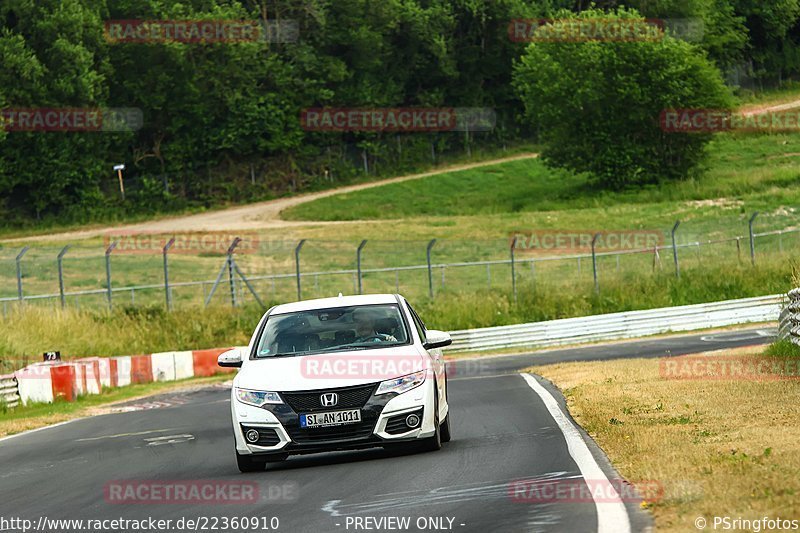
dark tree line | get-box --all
[0,0,798,225]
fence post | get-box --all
[426,239,437,298]
[671,220,681,278]
[748,212,759,266]
[57,245,70,309]
[15,246,29,302]
[105,241,117,310]
[162,238,175,310]
[227,237,242,307]
[356,240,368,295]
[510,236,518,303]
[591,233,600,293]
[295,239,306,301]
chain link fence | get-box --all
[0,221,797,313]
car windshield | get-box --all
[254,304,409,358]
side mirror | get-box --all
[423,330,452,350]
[218,348,244,368]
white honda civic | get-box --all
[218,293,452,472]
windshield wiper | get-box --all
[266,351,306,358]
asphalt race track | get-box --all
[0,327,774,533]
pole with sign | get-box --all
[113,164,126,200]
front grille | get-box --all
[385,408,423,435]
[280,383,377,413]
[241,426,281,447]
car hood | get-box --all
[235,346,429,392]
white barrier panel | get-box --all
[114,356,132,387]
[15,364,54,405]
[151,352,175,382]
[83,361,101,395]
[69,363,87,396]
[172,351,195,380]
[96,358,113,388]
[151,351,195,381]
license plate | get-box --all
[300,409,361,428]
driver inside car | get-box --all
[352,308,397,343]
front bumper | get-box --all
[231,379,438,456]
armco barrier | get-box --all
[3,292,784,405]
[778,287,800,345]
[0,374,20,408]
[448,294,782,352]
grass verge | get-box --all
[531,346,800,532]
[0,373,231,438]
[0,256,791,360]
[283,132,800,233]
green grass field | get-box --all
[1,101,799,359]
[283,133,800,232]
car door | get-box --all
[404,299,446,409]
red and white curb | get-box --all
[13,347,242,406]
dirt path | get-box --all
[3,153,539,244]
[740,97,800,116]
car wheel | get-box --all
[236,451,266,473]
[440,412,451,443]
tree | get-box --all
[512,7,734,189]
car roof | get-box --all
[271,294,401,315]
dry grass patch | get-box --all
[531,347,800,532]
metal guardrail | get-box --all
[0,374,20,408]
[448,294,783,352]
[778,288,800,345]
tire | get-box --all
[440,412,451,443]
[440,372,451,443]
[236,451,266,473]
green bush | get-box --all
[513,7,734,189]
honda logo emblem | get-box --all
[320,392,338,407]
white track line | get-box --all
[520,373,631,533]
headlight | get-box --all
[235,388,283,407]
[375,370,426,395]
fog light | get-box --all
[405,414,421,428]
[245,429,260,443]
